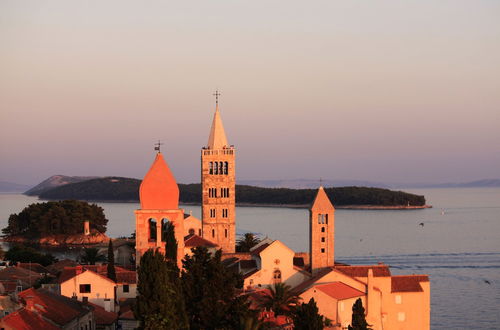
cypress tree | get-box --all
[348,298,372,330]
[135,249,188,330]
[292,298,324,330]
[107,240,117,282]
[164,221,178,262]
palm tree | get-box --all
[259,283,300,316]
[236,233,261,252]
[80,247,106,265]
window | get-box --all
[321,227,325,233]
[210,209,216,218]
[149,218,157,241]
[219,162,223,175]
[321,248,325,253]
[395,295,402,304]
[325,214,329,224]
[123,285,130,293]
[273,269,282,283]
[321,237,325,242]
[398,312,406,321]
[225,229,228,238]
[212,229,215,238]
[79,284,91,293]
[161,218,169,242]
[189,228,195,235]
[209,162,213,174]
[224,161,228,174]
[222,209,228,218]
[318,214,325,224]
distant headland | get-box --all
[24,175,430,209]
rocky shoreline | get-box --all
[2,230,110,246]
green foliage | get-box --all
[259,282,300,316]
[135,249,188,330]
[2,200,108,239]
[81,247,106,265]
[34,274,53,289]
[348,298,372,330]
[181,247,246,329]
[164,222,177,262]
[292,298,325,330]
[107,240,116,282]
[34,177,426,207]
[5,245,57,266]
[236,233,261,252]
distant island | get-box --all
[27,175,429,209]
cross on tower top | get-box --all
[154,140,164,153]
[213,90,221,106]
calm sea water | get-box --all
[1,188,499,329]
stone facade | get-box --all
[309,186,335,274]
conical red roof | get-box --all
[139,152,179,210]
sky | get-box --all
[1,1,499,186]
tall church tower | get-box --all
[310,186,335,274]
[135,151,185,268]
[201,93,236,252]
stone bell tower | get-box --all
[310,186,335,274]
[201,91,236,252]
[135,151,185,268]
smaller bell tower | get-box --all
[309,186,335,274]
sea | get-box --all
[1,187,499,329]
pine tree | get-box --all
[164,221,178,262]
[181,246,246,329]
[348,298,372,330]
[292,298,325,330]
[107,240,117,282]
[134,249,188,330]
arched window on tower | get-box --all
[189,228,195,235]
[219,162,224,175]
[273,269,282,283]
[212,229,215,238]
[209,162,213,175]
[149,218,157,241]
[224,162,228,174]
[325,214,329,224]
[161,218,170,242]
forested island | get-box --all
[33,176,427,208]
[2,200,110,245]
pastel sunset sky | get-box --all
[1,1,499,185]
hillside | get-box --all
[24,175,100,196]
[37,176,426,207]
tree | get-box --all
[81,247,106,265]
[236,233,261,252]
[181,247,247,329]
[134,249,188,330]
[348,298,372,330]
[107,240,116,282]
[292,298,325,330]
[259,282,300,316]
[163,222,177,262]
[2,200,108,239]
[5,245,57,266]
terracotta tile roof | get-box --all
[59,265,136,284]
[0,266,42,286]
[89,302,118,325]
[46,259,78,275]
[335,265,391,277]
[240,259,257,269]
[316,282,365,300]
[19,288,92,327]
[0,280,19,294]
[250,243,270,256]
[293,257,305,268]
[184,234,218,248]
[391,275,429,293]
[0,308,59,330]
[116,271,137,284]
[221,252,253,261]
[292,267,334,294]
[17,263,50,275]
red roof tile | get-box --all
[293,267,334,294]
[89,302,118,325]
[391,275,429,293]
[59,265,136,284]
[0,308,59,330]
[184,234,218,248]
[250,243,270,256]
[19,288,92,326]
[17,263,50,275]
[335,265,391,277]
[316,282,365,300]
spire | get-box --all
[207,91,229,149]
[139,152,179,210]
[311,186,335,211]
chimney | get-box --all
[103,298,112,312]
[24,296,35,311]
[75,265,83,275]
[82,296,88,303]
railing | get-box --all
[202,147,235,156]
